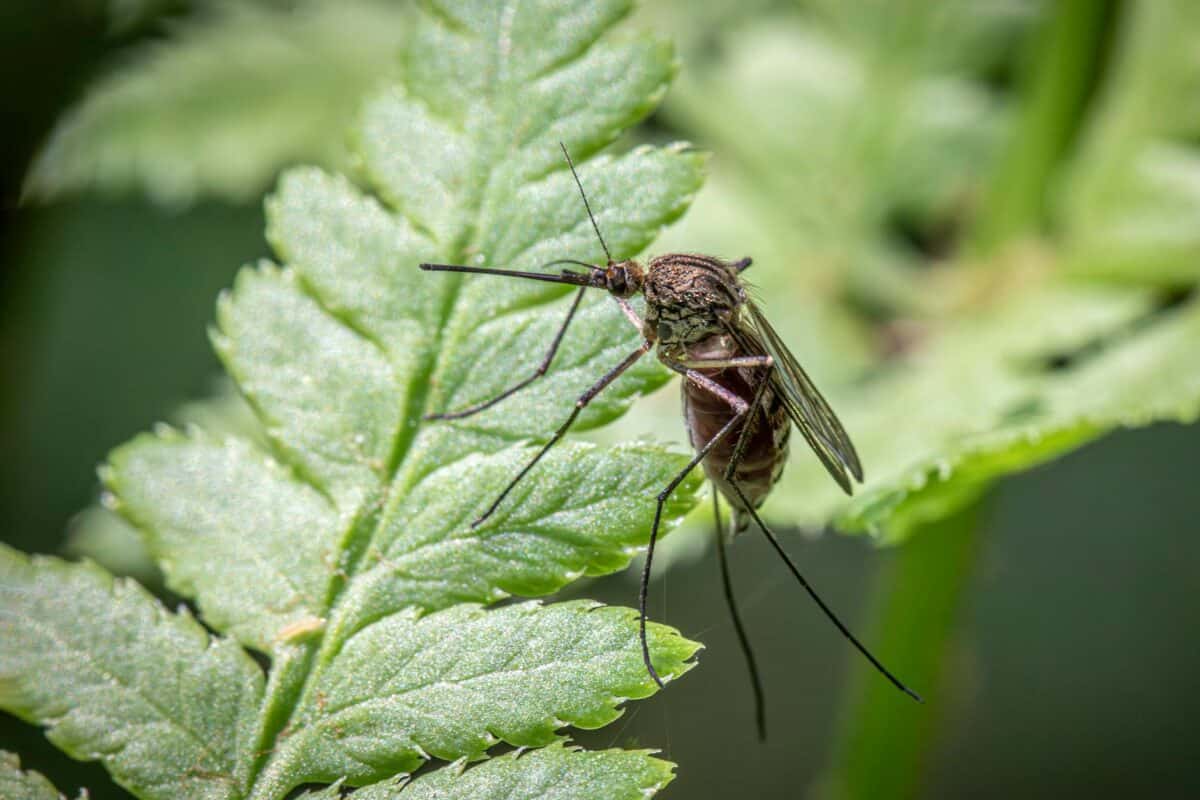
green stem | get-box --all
[972,0,1116,252]
[819,498,988,800]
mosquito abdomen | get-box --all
[681,334,791,533]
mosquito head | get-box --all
[603,259,644,298]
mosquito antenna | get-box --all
[560,142,613,265]
[729,481,923,703]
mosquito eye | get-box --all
[609,270,627,295]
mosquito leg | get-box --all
[427,286,588,421]
[717,374,922,703]
[713,490,767,740]
[472,340,652,529]
[703,363,772,735]
[726,479,924,703]
[664,355,772,483]
[721,365,773,484]
[613,296,644,333]
[680,355,773,371]
[640,369,749,687]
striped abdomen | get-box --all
[682,334,791,533]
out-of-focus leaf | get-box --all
[103,0,184,33]
[662,2,1024,315]
[62,505,159,585]
[775,273,1200,542]
[1060,0,1200,283]
[26,0,410,205]
[63,377,261,583]
[171,375,266,444]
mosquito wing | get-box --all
[729,301,863,495]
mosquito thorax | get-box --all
[642,253,747,345]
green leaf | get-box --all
[774,277,1200,542]
[327,742,675,799]
[661,2,1015,315]
[25,0,410,205]
[105,431,340,652]
[1059,0,1200,283]
[0,750,86,800]
[17,2,708,798]
[257,602,695,789]
[0,545,264,800]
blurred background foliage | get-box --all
[2,0,1198,798]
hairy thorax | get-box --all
[642,254,746,346]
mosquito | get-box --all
[420,144,921,738]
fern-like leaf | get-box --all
[2,2,705,798]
